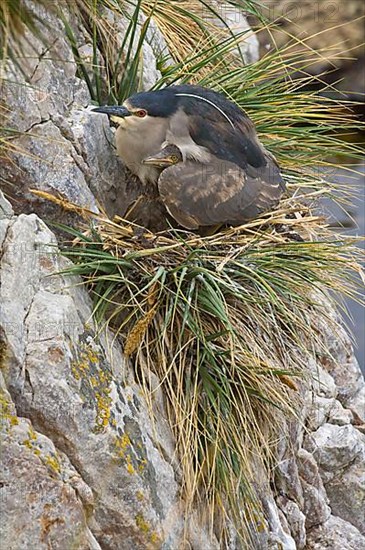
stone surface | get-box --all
[314,305,365,407]
[275,456,304,508]
[257,0,365,97]
[346,385,365,424]
[304,424,364,483]
[0,374,99,550]
[261,494,297,550]
[303,424,365,534]
[0,2,141,229]
[328,399,354,426]
[306,515,365,550]
[308,357,338,399]
[206,1,259,64]
[0,212,189,549]
[277,496,306,549]
[325,449,365,534]
[297,449,331,529]
[305,395,336,431]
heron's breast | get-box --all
[115,116,169,167]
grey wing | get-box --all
[158,156,285,228]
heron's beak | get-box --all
[142,155,175,168]
[92,105,131,118]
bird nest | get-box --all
[54,190,361,545]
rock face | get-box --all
[1,2,364,549]
[256,0,365,97]
[0,194,186,549]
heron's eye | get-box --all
[170,155,179,162]
[135,109,147,118]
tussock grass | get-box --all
[59,197,363,545]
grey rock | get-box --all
[300,478,331,528]
[328,399,354,426]
[346,385,365,424]
[304,424,364,483]
[313,301,365,406]
[262,494,297,550]
[303,425,365,533]
[0,190,14,220]
[275,457,304,508]
[297,449,331,529]
[4,120,98,212]
[0,191,13,248]
[325,449,365,534]
[205,1,259,64]
[0,4,97,228]
[69,109,134,219]
[297,449,325,488]
[306,395,336,431]
[0,2,141,228]
[277,496,306,549]
[308,357,337,399]
[0,373,100,550]
[306,395,354,431]
[0,212,193,549]
[306,515,365,550]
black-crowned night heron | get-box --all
[92,84,285,229]
[143,143,284,229]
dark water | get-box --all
[320,163,364,373]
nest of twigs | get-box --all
[58,192,362,546]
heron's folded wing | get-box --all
[158,157,285,228]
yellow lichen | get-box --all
[134,515,161,547]
[0,341,8,369]
[135,513,150,534]
[138,458,147,472]
[0,391,19,430]
[90,376,98,387]
[28,426,37,440]
[136,490,145,502]
[71,340,113,432]
[94,390,112,431]
[114,433,140,474]
[126,462,136,475]
[150,532,161,546]
[44,454,61,474]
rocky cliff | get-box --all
[0,2,364,549]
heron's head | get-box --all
[142,144,183,168]
[91,89,179,129]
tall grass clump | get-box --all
[59,199,362,545]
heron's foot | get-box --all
[199,224,224,237]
